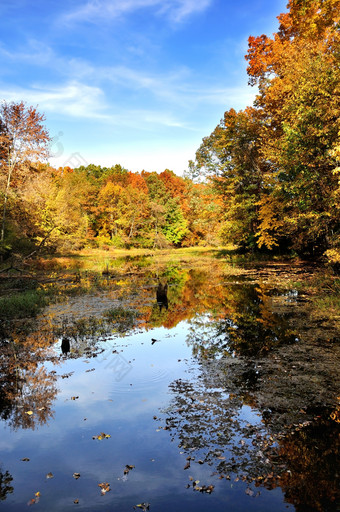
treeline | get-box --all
[191,0,340,263]
[1,0,339,263]
[0,161,222,253]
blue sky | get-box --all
[0,0,287,175]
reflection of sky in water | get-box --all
[0,320,293,511]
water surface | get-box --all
[0,259,339,511]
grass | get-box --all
[289,270,340,320]
[0,289,48,320]
[103,307,138,333]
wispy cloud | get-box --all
[0,81,109,120]
[0,80,191,129]
[62,0,212,25]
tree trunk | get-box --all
[1,162,14,242]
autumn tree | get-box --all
[246,0,340,254]
[0,101,50,243]
[191,0,340,256]
[193,107,265,250]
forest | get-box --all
[0,0,339,267]
[0,3,339,511]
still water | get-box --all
[0,259,339,511]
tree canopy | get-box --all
[192,0,340,258]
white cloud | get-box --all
[62,0,213,24]
[160,0,212,22]
[0,81,109,120]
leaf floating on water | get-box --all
[25,411,33,415]
[184,462,190,470]
[46,472,54,479]
[74,498,79,504]
[85,368,95,373]
[27,491,40,506]
[70,396,79,400]
[73,473,81,479]
[245,488,254,496]
[21,458,30,462]
[98,482,110,495]
[92,432,111,440]
[193,483,214,494]
[124,464,135,475]
[134,503,150,511]
[61,372,74,379]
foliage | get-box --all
[0,101,50,243]
[191,0,340,257]
[2,2,340,258]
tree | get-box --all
[193,107,265,250]
[191,0,340,255]
[245,0,340,254]
[0,101,50,242]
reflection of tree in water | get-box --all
[160,280,340,511]
[0,331,58,430]
[0,466,13,502]
[187,282,301,358]
[162,367,339,510]
[0,309,139,431]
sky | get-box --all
[0,0,288,175]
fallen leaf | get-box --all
[27,491,40,506]
[92,432,111,440]
[98,482,110,495]
[61,372,74,379]
[134,503,150,511]
[124,464,135,475]
[73,473,81,479]
[21,458,30,462]
[46,472,53,479]
[25,411,33,415]
[70,396,79,400]
[184,462,190,470]
[74,498,79,504]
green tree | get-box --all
[193,107,265,250]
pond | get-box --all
[0,254,339,511]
